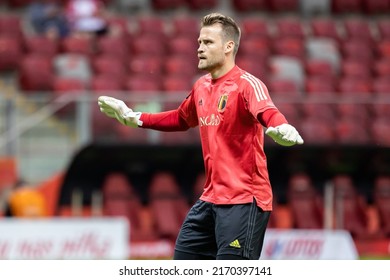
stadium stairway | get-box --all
[0,79,78,185]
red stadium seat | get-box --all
[135,16,167,36]
[0,15,22,39]
[18,54,54,92]
[340,59,373,79]
[151,0,185,11]
[362,0,390,14]
[272,102,301,126]
[377,39,390,58]
[23,36,60,57]
[162,74,193,92]
[336,103,371,123]
[52,77,87,116]
[337,77,373,97]
[90,74,125,92]
[373,58,390,77]
[304,59,335,78]
[332,0,363,13]
[131,34,166,56]
[125,74,162,92]
[275,17,306,39]
[96,36,129,61]
[340,39,375,63]
[332,175,374,239]
[238,36,270,59]
[372,77,390,96]
[287,173,324,229]
[371,117,390,146]
[299,117,336,144]
[373,176,390,237]
[148,172,190,240]
[377,19,390,40]
[128,54,164,76]
[240,17,270,38]
[334,117,371,145]
[232,0,268,12]
[236,56,268,79]
[170,16,199,38]
[301,101,337,122]
[267,78,301,99]
[92,55,128,81]
[187,0,218,10]
[61,36,95,56]
[268,0,299,12]
[343,18,375,43]
[0,36,23,71]
[310,18,342,42]
[304,76,337,98]
[166,36,198,58]
[165,55,197,77]
[272,36,305,59]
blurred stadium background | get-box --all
[1,0,390,260]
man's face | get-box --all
[197,24,227,72]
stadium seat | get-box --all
[335,103,371,124]
[304,76,337,98]
[18,54,54,92]
[304,58,335,79]
[340,39,375,64]
[310,18,342,42]
[96,36,129,61]
[151,0,185,11]
[301,102,337,122]
[337,76,373,97]
[166,36,198,58]
[148,172,190,240]
[340,58,373,79]
[300,0,331,16]
[287,173,324,229]
[102,172,157,241]
[268,0,299,12]
[23,36,60,57]
[306,37,341,74]
[125,74,162,92]
[362,0,390,14]
[267,78,301,99]
[92,55,128,81]
[53,53,92,83]
[131,34,167,56]
[135,16,167,37]
[60,36,95,57]
[238,36,270,59]
[343,18,375,42]
[240,17,270,38]
[332,175,373,239]
[90,74,125,92]
[162,74,193,92]
[232,0,267,12]
[334,117,371,145]
[373,175,390,237]
[372,76,390,96]
[275,17,306,39]
[332,0,363,13]
[0,14,22,39]
[373,58,390,78]
[268,56,305,90]
[128,54,164,76]
[377,19,390,40]
[0,36,23,72]
[187,0,218,10]
[272,102,301,126]
[236,55,268,80]
[376,39,390,58]
[299,117,336,144]
[170,15,199,36]
[371,116,390,146]
[272,36,305,59]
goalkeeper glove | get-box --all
[265,123,304,146]
[97,96,142,128]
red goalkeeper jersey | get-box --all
[177,66,278,211]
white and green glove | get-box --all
[98,96,142,128]
[265,123,304,146]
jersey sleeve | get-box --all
[178,89,199,128]
[240,72,277,119]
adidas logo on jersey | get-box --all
[229,239,241,248]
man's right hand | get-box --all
[98,96,142,128]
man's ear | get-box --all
[225,40,235,54]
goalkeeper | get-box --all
[98,13,303,260]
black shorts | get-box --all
[174,199,271,260]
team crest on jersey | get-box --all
[217,94,228,112]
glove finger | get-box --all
[265,127,278,137]
[296,135,304,144]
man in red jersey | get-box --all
[98,13,303,260]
